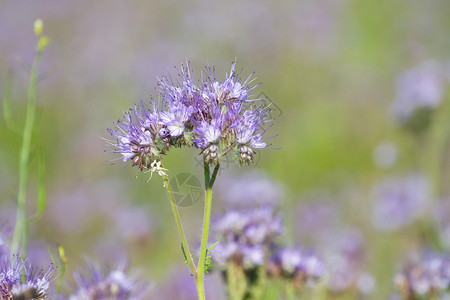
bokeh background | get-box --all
[1,0,449,299]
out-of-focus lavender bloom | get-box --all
[268,247,325,283]
[212,206,283,270]
[212,205,324,296]
[372,174,430,231]
[394,251,450,299]
[0,255,57,300]
[69,259,146,300]
[391,61,446,126]
[215,170,285,208]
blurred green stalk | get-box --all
[11,22,47,255]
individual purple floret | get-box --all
[394,250,450,299]
[212,206,283,270]
[107,60,273,171]
[371,174,430,231]
[391,60,445,126]
[0,255,57,300]
[69,260,146,300]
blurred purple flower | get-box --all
[69,259,146,300]
[268,246,325,285]
[0,255,57,300]
[372,174,430,231]
[391,60,446,125]
[212,206,283,269]
[394,250,450,298]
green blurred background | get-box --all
[0,0,449,298]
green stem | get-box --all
[161,169,198,280]
[11,52,42,255]
[196,163,220,300]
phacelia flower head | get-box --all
[0,255,57,300]
[69,259,146,300]
[107,60,274,172]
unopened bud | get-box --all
[37,36,50,52]
[34,19,43,37]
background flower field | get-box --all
[0,1,449,299]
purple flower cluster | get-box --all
[391,60,446,127]
[211,206,325,290]
[107,61,272,170]
[68,260,146,300]
[394,251,450,298]
[371,174,430,231]
[212,206,283,270]
[0,255,57,300]
[267,247,325,284]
